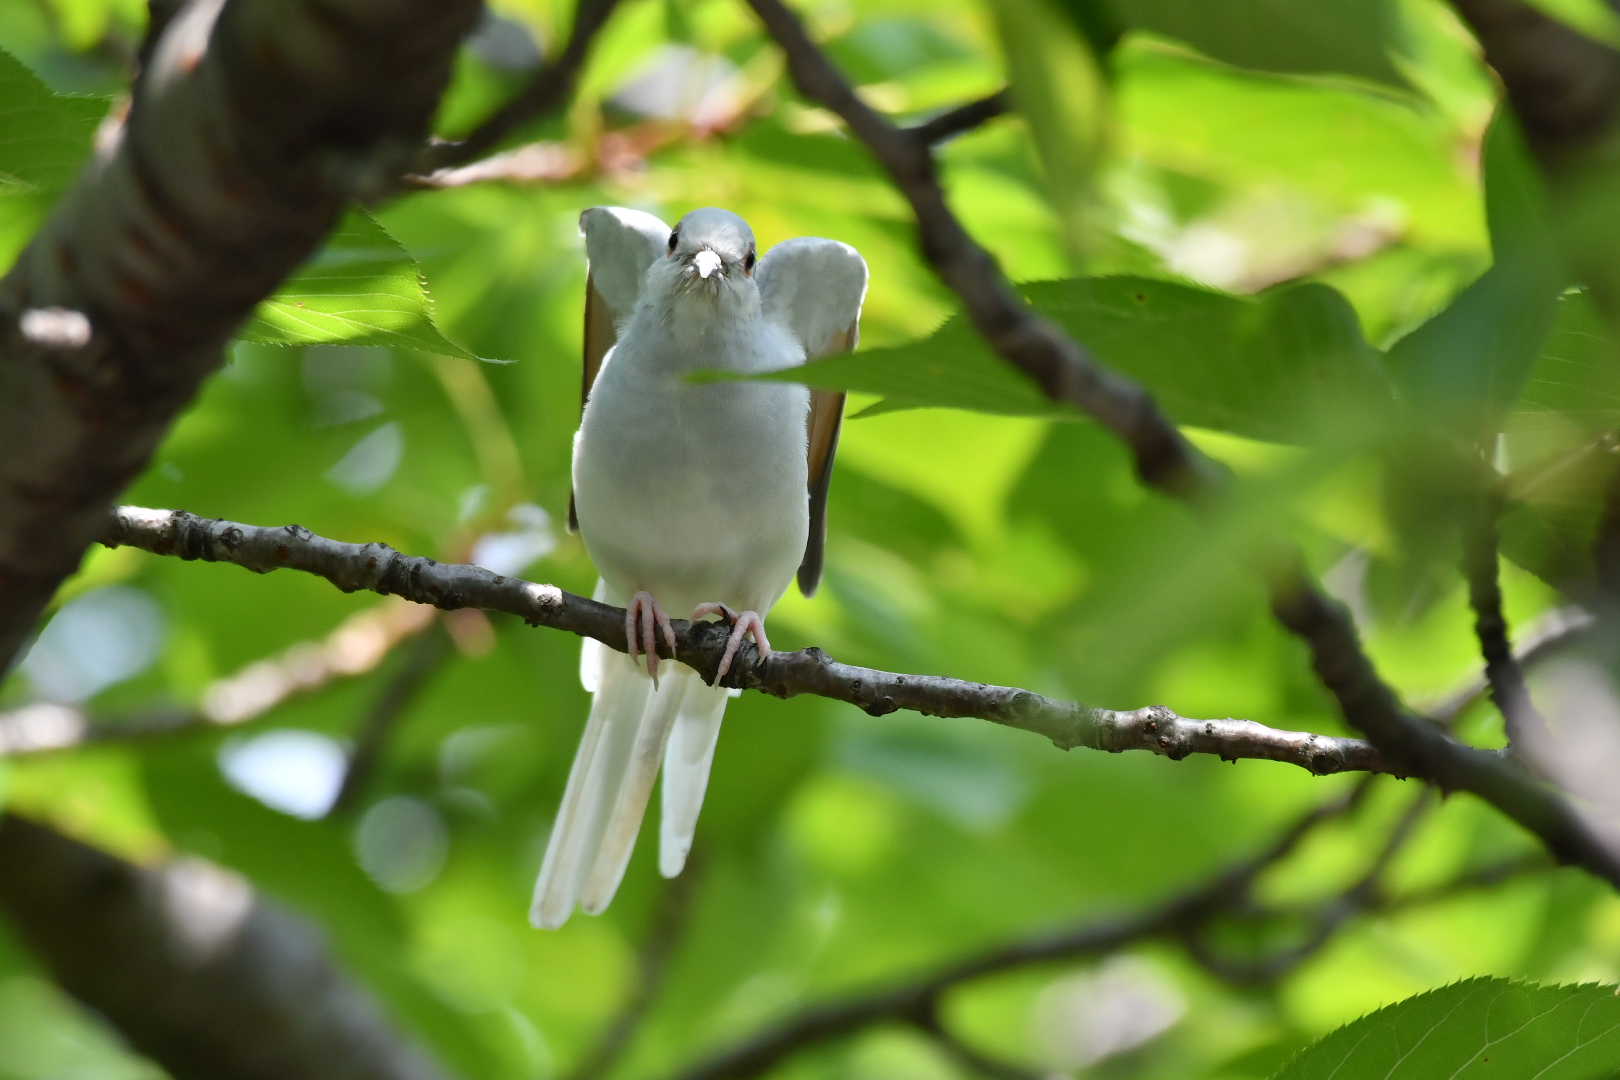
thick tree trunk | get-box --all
[0,0,480,666]
[0,814,452,1080]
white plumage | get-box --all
[531,207,867,929]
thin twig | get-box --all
[332,623,454,813]
[1187,788,1431,985]
[661,782,1549,1080]
[744,0,1215,497]
[565,853,706,1080]
[906,89,1011,145]
[661,784,1363,1080]
[98,505,1395,775]
[745,0,1620,893]
[911,1012,1044,1080]
[1269,573,1620,887]
[1424,605,1591,725]
[1463,486,1545,745]
[414,0,623,174]
[0,596,436,755]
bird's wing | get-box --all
[571,206,670,531]
[755,236,869,597]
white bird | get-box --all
[530,206,867,929]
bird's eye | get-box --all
[667,230,679,253]
[743,248,756,274]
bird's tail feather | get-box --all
[530,652,687,928]
[580,666,689,912]
[659,682,729,878]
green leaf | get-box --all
[0,47,105,195]
[238,209,480,359]
[1271,977,1620,1079]
[992,0,1108,257]
[737,276,1389,445]
[1115,42,1481,252]
[1517,287,1620,436]
[1497,288,1619,589]
[1096,0,1406,85]
[1386,108,1562,436]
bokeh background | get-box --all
[0,0,1612,1077]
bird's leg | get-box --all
[626,591,677,681]
[691,602,772,682]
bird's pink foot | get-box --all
[626,591,677,680]
[692,602,771,681]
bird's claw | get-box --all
[692,602,771,682]
[626,591,677,682]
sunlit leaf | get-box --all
[733,276,1389,444]
[1271,978,1620,1079]
[1070,0,1407,85]
[239,209,480,360]
[0,47,104,194]
[992,0,1108,257]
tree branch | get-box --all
[1186,788,1430,985]
[413,0,623,174]
[1269,575,1620,885]
[0,0,481,670]
[744,0,1214,497]
[1462,490,1545,745]
[100,504,1398,775]
[331,621,453,813]
[906,89,1011,145]
[0,595,437,755]
[661,784,1365,1080]
[743,0,1620,894]
[662,779,1548,1080]
[1449,0,1620,168]
[1424,604,1591,725]
[0,813,450,1080]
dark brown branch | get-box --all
[1187,789,1431,985]
[100,505,1397,775]
[906,89,1011,145]
[1426,605,1591,725]
[1463,490,1545,745]
[1269,575,1620,886]
[663,785,1364,1080]
[910,1013,1043,1080]
[331,622,453,813]
[743,0,1620,896]
[1449,0,1620,168]
[0,813,450,1080]
[0,0,481,670]
[1595,455,1620,611]
[744,0,1214,497]
[565,853,705,1080]
[663,780,1548,1080]
[414,0,623,173]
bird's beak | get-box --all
[693,250,723,280]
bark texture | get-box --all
[0,0,481,667]
[0,814,451,1080]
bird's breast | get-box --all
[571,330,810,609]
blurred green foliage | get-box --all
[1,0,1618,1078]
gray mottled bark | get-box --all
[0,813,452,1080]
[0,0,481,668]
[100,504,1396,775]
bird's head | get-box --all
[655,207,758,307]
